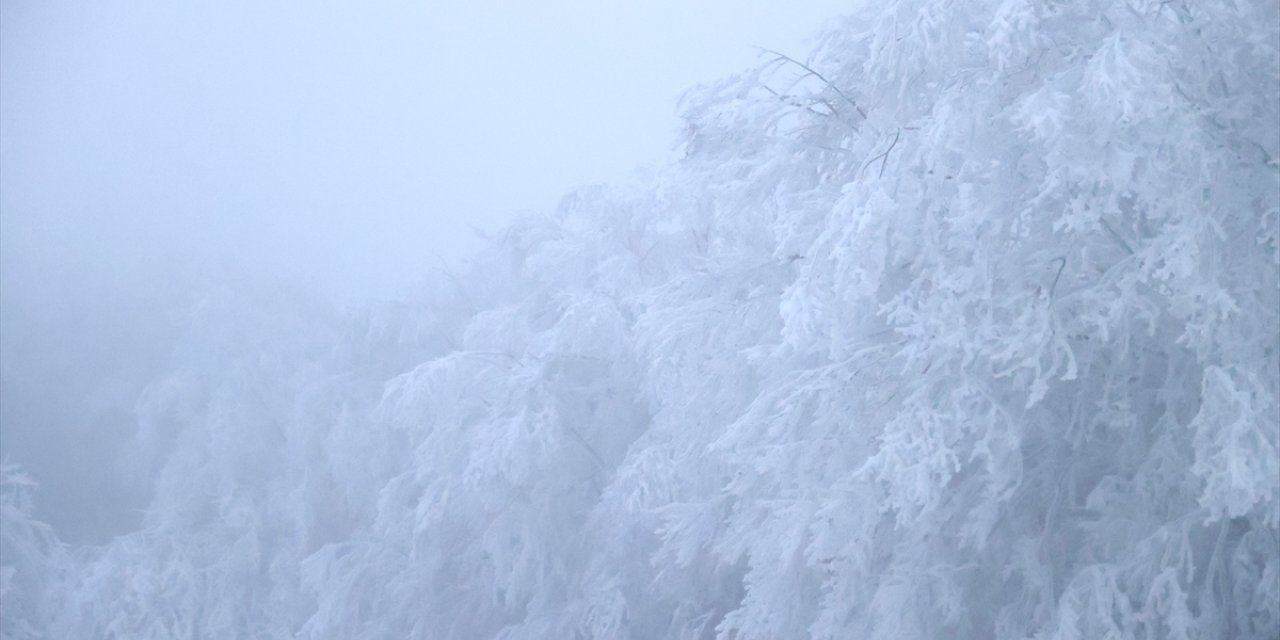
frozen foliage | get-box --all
[3,1,1278,638]
[1,466,71,640]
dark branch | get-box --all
[757,47,867,120]
[861,129,901,179]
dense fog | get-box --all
[1,0,843,543]
[2,2,1278,639]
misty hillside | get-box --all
[3,2,1279,639]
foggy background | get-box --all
[0,1,847,543]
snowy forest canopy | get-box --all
[3,1,1279,638]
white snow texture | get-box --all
[3,1,1279,638]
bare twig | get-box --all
[1098,218,1135,255]
[563,424,606,469]
[1048,256,1067,300]
[757,47,867,119]
[861,129,901,178]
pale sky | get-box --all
[1,0,849,303]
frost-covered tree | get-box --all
[1,465,70,640]
[627,1,1280,637]
[7,1,1278,638]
